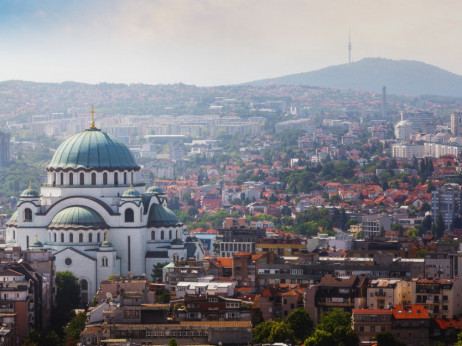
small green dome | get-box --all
[148,204,180,228]
[48,128,139,170]
[48,206,108,230]
[7,211,18,226]
[20,187,40,198]
[171,238,184,246]
[122,187,141,198]
[146,185,164,195]
[30,238,43,249]
[101,239,113,247]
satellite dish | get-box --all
[106,292,113,300]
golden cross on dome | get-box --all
[90,105,96,129]
[35,234,38,241]
[29,180,32,190]
[105,234,108,241]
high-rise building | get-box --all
[401,111,435,134]
[0,131,10,166]
[394,120,414,140]
[451,112,462,136]
[431,183,462,231]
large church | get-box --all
[5,112,203,303]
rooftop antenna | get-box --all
[348,30,352,64]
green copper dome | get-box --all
[48,128,139,170]
[20,187,40,198]
[122,186,141,198]
[146,185,164,195]
[148,204,180,228]
[48,206,108,230]
[30,237,43,249]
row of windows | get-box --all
[52,171,134,186]
[150,230,180,240]
[51,232,107,243]
[22,208,135,224]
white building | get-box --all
[394,120,414,140]
[392,144,424,159]
[424,142,462,158]
[5,119,203,303]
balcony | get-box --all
[375,292,386,297]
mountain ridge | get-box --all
[244,58,462,97]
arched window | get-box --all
[69,173,73,185]
[151,231,155,240]
[91,173,96,185]
[80,279,88,290]
[89,233,93,242]
[101,256,108,267]
[80,173,84,185]
[24,208,32,222]
[131,172,134,184]
[125,208,134,223]
[114,172,118,186]
[169,230,172,239]
[124,172,127,185]
[69,233,73,243]
[13,230,15,239]
[61,233,64,242]
[54,233,57,242]
[60,173,64,185]
[103,172,108,185]
[53,173,56,186]
[79,233,83,242]
[97,233,101,242]
[161,231,164,240]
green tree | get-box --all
[151,262,169,282]
[168,338,178,346]
[316,308,359,346]
[64,311,87,345]
[156,291,171,303]
[253,321,274,344]
[304,329,336,346]
[373,332,405,346]
[435,212,446,238]
[268,321,295,344]
[23,329,61,346]
[286,308,314,343]
[52,271,81,327]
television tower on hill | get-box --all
[348,31,352,64]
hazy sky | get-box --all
[1,0,461,86]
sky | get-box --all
[1,0,461,86]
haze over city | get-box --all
[1,0,462,86]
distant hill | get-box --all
[245,58,462,97]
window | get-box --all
[91,173,96,185]
[161,231,164,240]
[101,257,108,267]
[79,233,83,242]
[125,208,134,223]
[24,208,32,222]
[103,172,107,185]
[151,231,155,240]
[80,173,84,185]
[80,279,88,290]
[65,258,72,265]
[169,230,172,239]
[114,172,118,186]
[359,326,364,332]
[89,233,93,242]
[69,173,73,185]
[60,173,64,185]
[124,172,127,185]
[69,233,73,243]
[13,230,15,239]
[61,233,64,242]
[53,173,56,186]
[53,233,56,242]
[97,233,101,242]
[370,326,375,333]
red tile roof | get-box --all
[392,305,429,319]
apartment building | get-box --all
[431,183,461,231]
[412,278,462,319]
[367,279,412,310]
